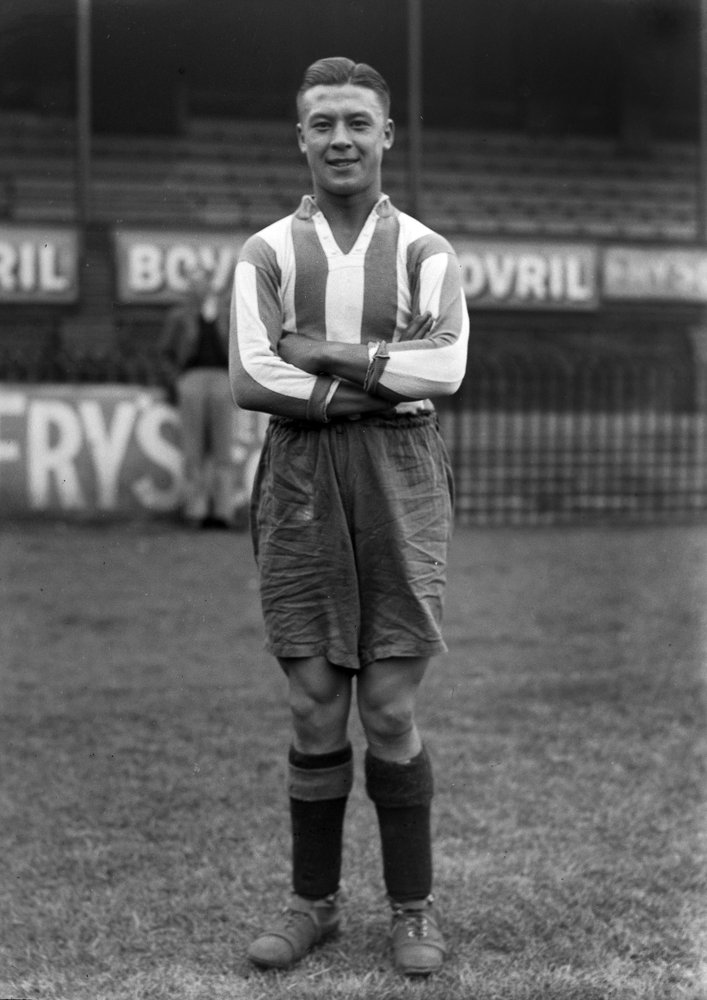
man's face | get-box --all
[297,84,394,200]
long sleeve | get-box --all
[377,221,469,401]
[229,226,335,420]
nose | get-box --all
[330,121,352,148]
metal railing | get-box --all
[1,344,705,523]
[438,353,707,523]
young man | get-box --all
[230,57,469,976]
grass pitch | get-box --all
[1,520,706,1000]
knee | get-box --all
[289,685,348,749]
[358,694,415,746]
[289,684,327,726]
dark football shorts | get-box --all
[250,411,454,671]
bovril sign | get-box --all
[0,226,78,302]
[456,240,598,310]
[113,229,248,303]
[0,385,267,517]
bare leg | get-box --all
[208,370,236,522]
[177,370,208,522]
[280,655,353,754]
[356,656,429,761]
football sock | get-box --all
[288,743,353,901]
[365,746,434,904]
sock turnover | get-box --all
[288,743,354,900]
[364,746,434,904]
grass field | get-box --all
[1,519,706,1000]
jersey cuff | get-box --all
[306,375,338,423]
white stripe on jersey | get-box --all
[418,252,450,317]
[325,256,366,344]
[235,260,317,402]
[313,206,381,344]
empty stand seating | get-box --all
[0,111,698,238]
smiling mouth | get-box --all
[328,159,358,167]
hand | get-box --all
[277,332,323,374]
[401,311,434,341]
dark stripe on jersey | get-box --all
[239,234,282,280]
[361,213,400,342]
[406,232,455,318]
[255,265,285,351]
[292,214,328,340]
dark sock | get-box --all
[365,747,434,904]
[375,803,432,903]
[289,744,353,901]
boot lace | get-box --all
[400,911,430,939]
[281,893,338,929]
[392,901,434,939]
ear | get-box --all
[296,123,307,154]
[383,118,395,151]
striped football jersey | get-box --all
[230,194,469,420]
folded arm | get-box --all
[230,232,469,420]
[278,247,470,403]
[230,252,389,419]
[277,312,435,403]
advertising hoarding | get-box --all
[603,246,707,302]
[456,240,599,310]
[113,228,249,304]
[0,225,79,303]
[0,384,266,517]
[4,224,707,313]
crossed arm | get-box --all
[277,312,434,417]
[231,243,469,420]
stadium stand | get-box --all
[0,112,698,238]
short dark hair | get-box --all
[296,57,391,118]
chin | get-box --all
[321,177,374,198]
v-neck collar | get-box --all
[296,194,392,258]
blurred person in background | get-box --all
[231,57,468,976]
[160,263,234,528]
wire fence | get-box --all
[440,407,707,524]
[438,353,707,524]
[0,335,170,390]
[1,343,706,523]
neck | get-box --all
[313,186,382,230]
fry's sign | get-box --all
[113,229,248,303]
[0,385,266,516]
[603,246,707,302]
